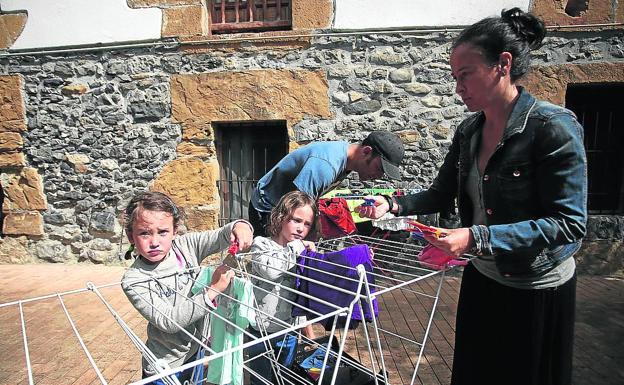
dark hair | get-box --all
[266,191,318,239]
[453,7,546,82]
[124,191,184,234]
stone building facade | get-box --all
[0,0,622,274]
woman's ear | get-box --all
[126,229,133,243]
[499,51,513,76]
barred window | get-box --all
[566,84,624,214]
[209,0,292,34]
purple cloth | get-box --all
[293,244,378,327]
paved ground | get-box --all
[0,264,622,385]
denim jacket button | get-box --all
[486,208,493,215]
[513,170,521,177]
[483,174,489,181]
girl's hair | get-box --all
[124,191,184,234]
[266,191,318,239]
[453,7,546,82]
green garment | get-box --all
[192,267,255,385]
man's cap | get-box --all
[362,131,405,180]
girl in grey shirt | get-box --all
[121,191,252,382]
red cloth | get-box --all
[417,244,468,270]
[318,198,357,239]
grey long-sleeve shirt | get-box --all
[250,237,305,333]
[121,222,241,376]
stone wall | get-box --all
[0,29,622,273]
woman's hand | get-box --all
[206,264,235,301]
[356,196,389,219]
[423,227,474,257]
[232,221,253,251]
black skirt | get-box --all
[450,262,576,385]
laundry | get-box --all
[293,244,378,330]
[417,244,468,270]
[192,267,256,385]
[317,198,358,238]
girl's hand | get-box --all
[232,221,253,251]
[423,227,474,257]
[302,240,316,252]
[206,264,235,300]
[356,196,389,219]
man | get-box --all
[248,130,405,236]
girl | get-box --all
[247,191,318,385]
[121,191,253,384]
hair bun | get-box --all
[501,7,546,50]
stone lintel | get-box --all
[171,69,331,129]
[521,62,624,105]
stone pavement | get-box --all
[0,264,622,385]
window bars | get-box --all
[1,234,471,385]
[566,83,624,214]
[209,0,292,34]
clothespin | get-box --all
[222,241,239,269]
[227,241,239,255]
[362,198,376,207]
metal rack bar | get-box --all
[57,294,108,384]
[18,302,34,385]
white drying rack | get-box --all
[1,234,472,385]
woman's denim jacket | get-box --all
[396,88,587,277]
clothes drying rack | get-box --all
[0,233,471,385]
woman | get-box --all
[359,8,587,385]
